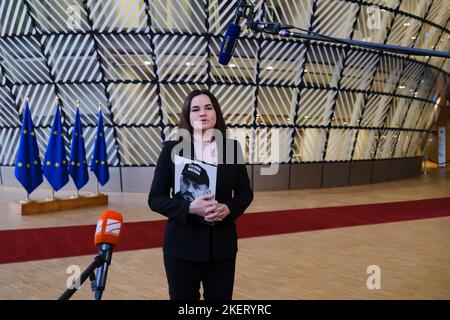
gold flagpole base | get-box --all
[9,194,108,215]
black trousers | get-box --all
[163,254,236,300]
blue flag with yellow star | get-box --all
[14,101,43,194]
[43,105,69,191]
[69,108,89,190]
[90,110,109,186]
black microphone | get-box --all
[218,0,247,65]
[93,210,123,300]
[247,21,294,34]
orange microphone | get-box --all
[93,210,123,300]
[94,210,123,247]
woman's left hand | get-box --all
[204,203,230,222]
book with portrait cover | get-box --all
[174,155,217,201]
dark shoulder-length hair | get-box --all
[178,89,227,138]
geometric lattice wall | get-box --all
[0,0,448,172]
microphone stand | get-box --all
[276,30,450,59]
[58,252,106,300]
[242,1,450,59]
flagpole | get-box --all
[52,96,59,202]
[25,93,30,177]
[25,94,37,203]
[75,99,81,198]
[96,102,101,196]
[25,94,31,204]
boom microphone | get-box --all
[218,0,247,65]
[93,210,123,300]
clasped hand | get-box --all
[188,194,230,222]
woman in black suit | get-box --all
[148,89,253,300]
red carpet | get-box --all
[1,197,450,264]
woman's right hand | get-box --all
[188,194,218,217]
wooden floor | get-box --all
[1,165,449,299]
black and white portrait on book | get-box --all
[174,155,217,202]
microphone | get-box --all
[247,21,294,34]
[218,0,247,65]
[93,209,123,300]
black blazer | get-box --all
[148,138,253,262]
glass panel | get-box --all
[45,34,102,82]
[313,0,359,38]
[211,84,255,126]
[28,0,90,32]
[87,0,149,32]
[325,129,356,161]
[353,129,378,160]
[109,83,159,125]
[0,37,50,83]
[353,5,395,43]
[150,0,206,33]
[293,128,327,162]
[296,89,336,126]
[117,127,162,165]
[257,87,297,125]
[97,34,155,81]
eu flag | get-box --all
[69,108,89,190]
[14,101,43,194]
[43,104,69,191]
[90,110,109,186]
